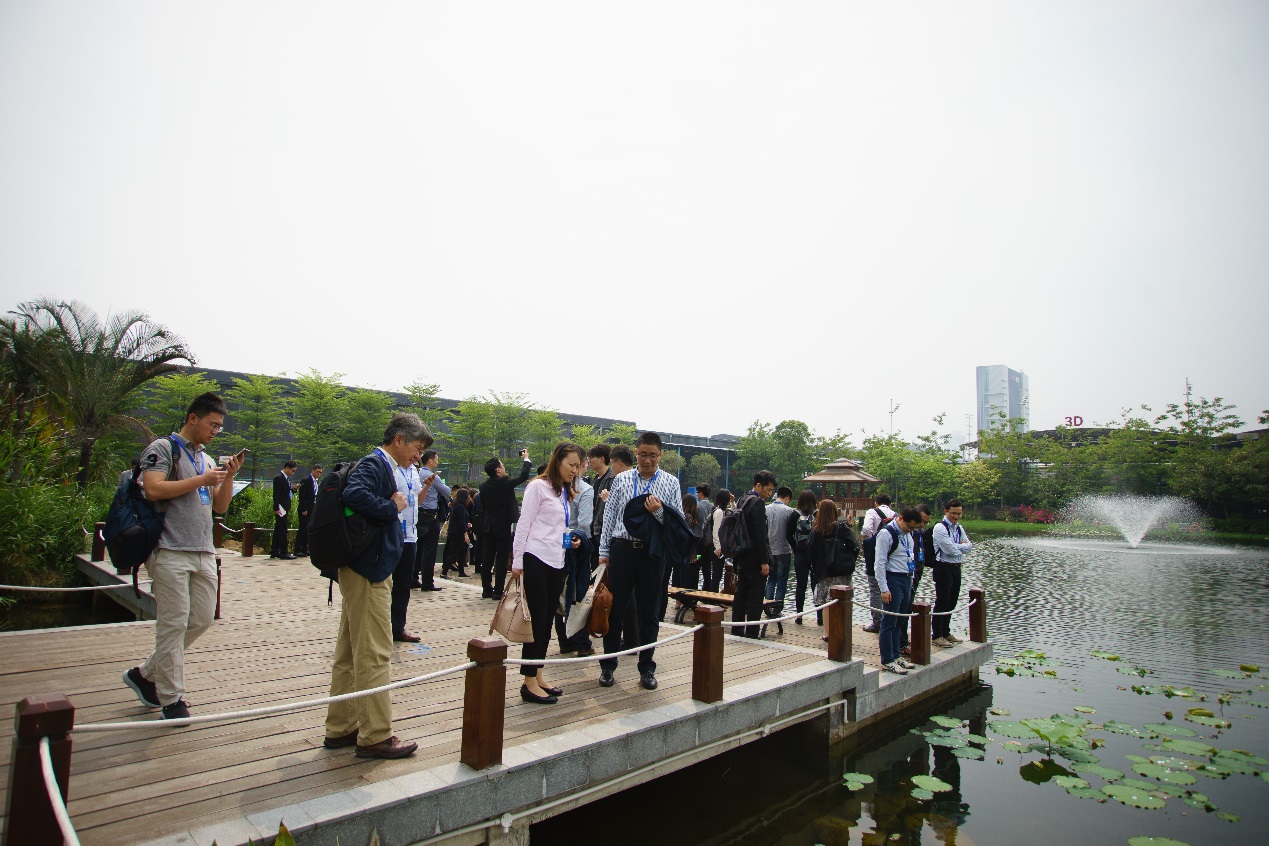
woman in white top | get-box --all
[511,442,586,704]
[705,489,735,592]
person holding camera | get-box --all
[478,448,533,599]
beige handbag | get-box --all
[565,563,606,638]
[490,574,534,644]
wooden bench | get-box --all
[668,588,786,637]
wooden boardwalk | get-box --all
[1,553,989,845]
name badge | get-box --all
[408,492,416,507]
[562,532,572,549]
[198,487,211,506]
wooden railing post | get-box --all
[4,694,75,846]
[460,637,507,770]
[911,602,932,665]
[90,521,106,561]
[969,588,987,643]
[827,586,851,662]
[241,522,255,558]
[215,556,222,621]
[691,605,724,703]
[213,516,225,549]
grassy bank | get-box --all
[958,518,1269,546]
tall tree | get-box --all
[658,450,684,477]
[402,379,444,433]
[220,374,291,484]
[444,398,495,480]
[11,299,193,487]
[143,372,222,436]
[567,423,604,452]
[606,424,637,447]
[487,391,532,458]
[292,369,349,468]
[687,453,721,487]
[525,409,565,462]
[342,388,395,456]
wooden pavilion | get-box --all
[803,457,882,519]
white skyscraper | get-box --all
[976,365,1029,434]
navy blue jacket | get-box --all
[341,451,403,583]
[622,494,696,576]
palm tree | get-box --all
[10,299,195,487]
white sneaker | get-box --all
[881,662,909,675]
[944,633,964,644]
[932,637,953,648]
[896,658,917,670]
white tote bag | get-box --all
[565,562,606,638]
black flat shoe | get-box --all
[542,685,563,696]
[520,684,558,704]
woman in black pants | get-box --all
[511,442,586,704]
[791,489,818,623]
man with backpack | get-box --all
[322,413,432,759]
[122,393,244,720]
[875,506,923,675]
[931,499,974,648]
[859,494,896,633]
[726,471,776,638]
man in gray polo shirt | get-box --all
[122,392,243,720]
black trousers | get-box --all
[703,552,725,593]
[900,563,925,648]
[481,529,513,597]
[390,542,416,635]
[415,514,440,588]
[601,540,662,675]
[731,569,767,638]
[519,554,566,677]
[792,547,813,612]
[932,562,962,639]
[271,514,289,556]
[295,513,309,554]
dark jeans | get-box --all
[554,612,592,653]
[601,540,662,675]
[481,529,513,597]
[519,554,566,677]
[702,552,725,593]
[271,514,289,556]
[792,547,813,612]
[879,571,912,665]
[390,542,417,635]
[900,563,926,648]
[731,569,767,638]
[415,514,440,588]
[932,562,962,639]
[658,555,674,621]
[764,553,792,608]
[295,513,309,554]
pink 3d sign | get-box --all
[1064,416,1084,427]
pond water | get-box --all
[535,536,1269,846]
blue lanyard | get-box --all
[398,466,413,492]
[634,470,658,497]
[176,439,204,477]
[895,528,911,558]
[943,519,960,543]
[561,488,570,528]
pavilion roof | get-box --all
[802,457,882,484]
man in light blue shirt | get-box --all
[875,506,923,674]
[415,449,452,591]
[930,498,973,647]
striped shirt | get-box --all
[598,468,683,557]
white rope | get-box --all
[0,582,152,593]
[928,596,980,616]
[717,598,839,628]
[849,598,916,618]
[39,736,81,846]
[73,661,476,732]
[505,626,703,665]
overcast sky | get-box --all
[2,1,1266,444]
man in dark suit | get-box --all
[271,461,298,559]
[294,464,322,556]
[477,449,533,599]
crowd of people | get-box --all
[118,395,972,760]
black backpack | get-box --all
[718,495,755,559]
[103,437,181,595]
[861,507,896,565]
[794,511,815,550]
[308,459,377,602]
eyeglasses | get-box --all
[207,421,224,432]
[636,452,660,461]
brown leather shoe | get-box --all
[393,631,422,643]
[355,735,418,759]
[323,729,359,749]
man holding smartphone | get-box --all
[478,448,534,599]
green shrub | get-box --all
[0,479,96,586]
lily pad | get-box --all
[1147,756,1200,770]
[1090,649,1121,660]
[1054,746,1101,764]
[1119,777,1167,792]
[1214,749,1269,766]
[1072,706,1097,714]
[1186,714,1232,729]
[1160,739,1217,757]
[1053,775,1089,789]
[988,706,1011,716]
[1066,786,1105,800]
[842,772,874,791]
[989,720,1038,739]
[929,715,963,728]
[1022,718,1083,746]
[1211,669,1247,679]
[1126,838,1190,846]
[911,775,953,792]
[1102,783,1167,809]
[951,746,985,759]
[927,734,968,748]
[1215,811,1241,823]
[1103,721,1147,737]
[910,787,934,800]
[1261,771,1269,783]
[1143,723,1196,737]
[1209,754,1259,775]
[1186,707,1215,718]
[965,733,990,745]
[1002,741,1026,752]
[1071,762,1124,781]
[1182,796,1215,811]
[1193,765,1231,779]
[1118,666,1154,677]
[1239,664,1259,673]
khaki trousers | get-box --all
[325,567,394,746]
[140,548,217,706]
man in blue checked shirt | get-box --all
[597,432,684,691]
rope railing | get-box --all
[849,595,980,618]
[39,736,81,846]
[849,598,916,618]
[930,596,979,617]
[0,581,152,593]
[504,626,702,665]
[73,660,476,732]
[716,598,838,628]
